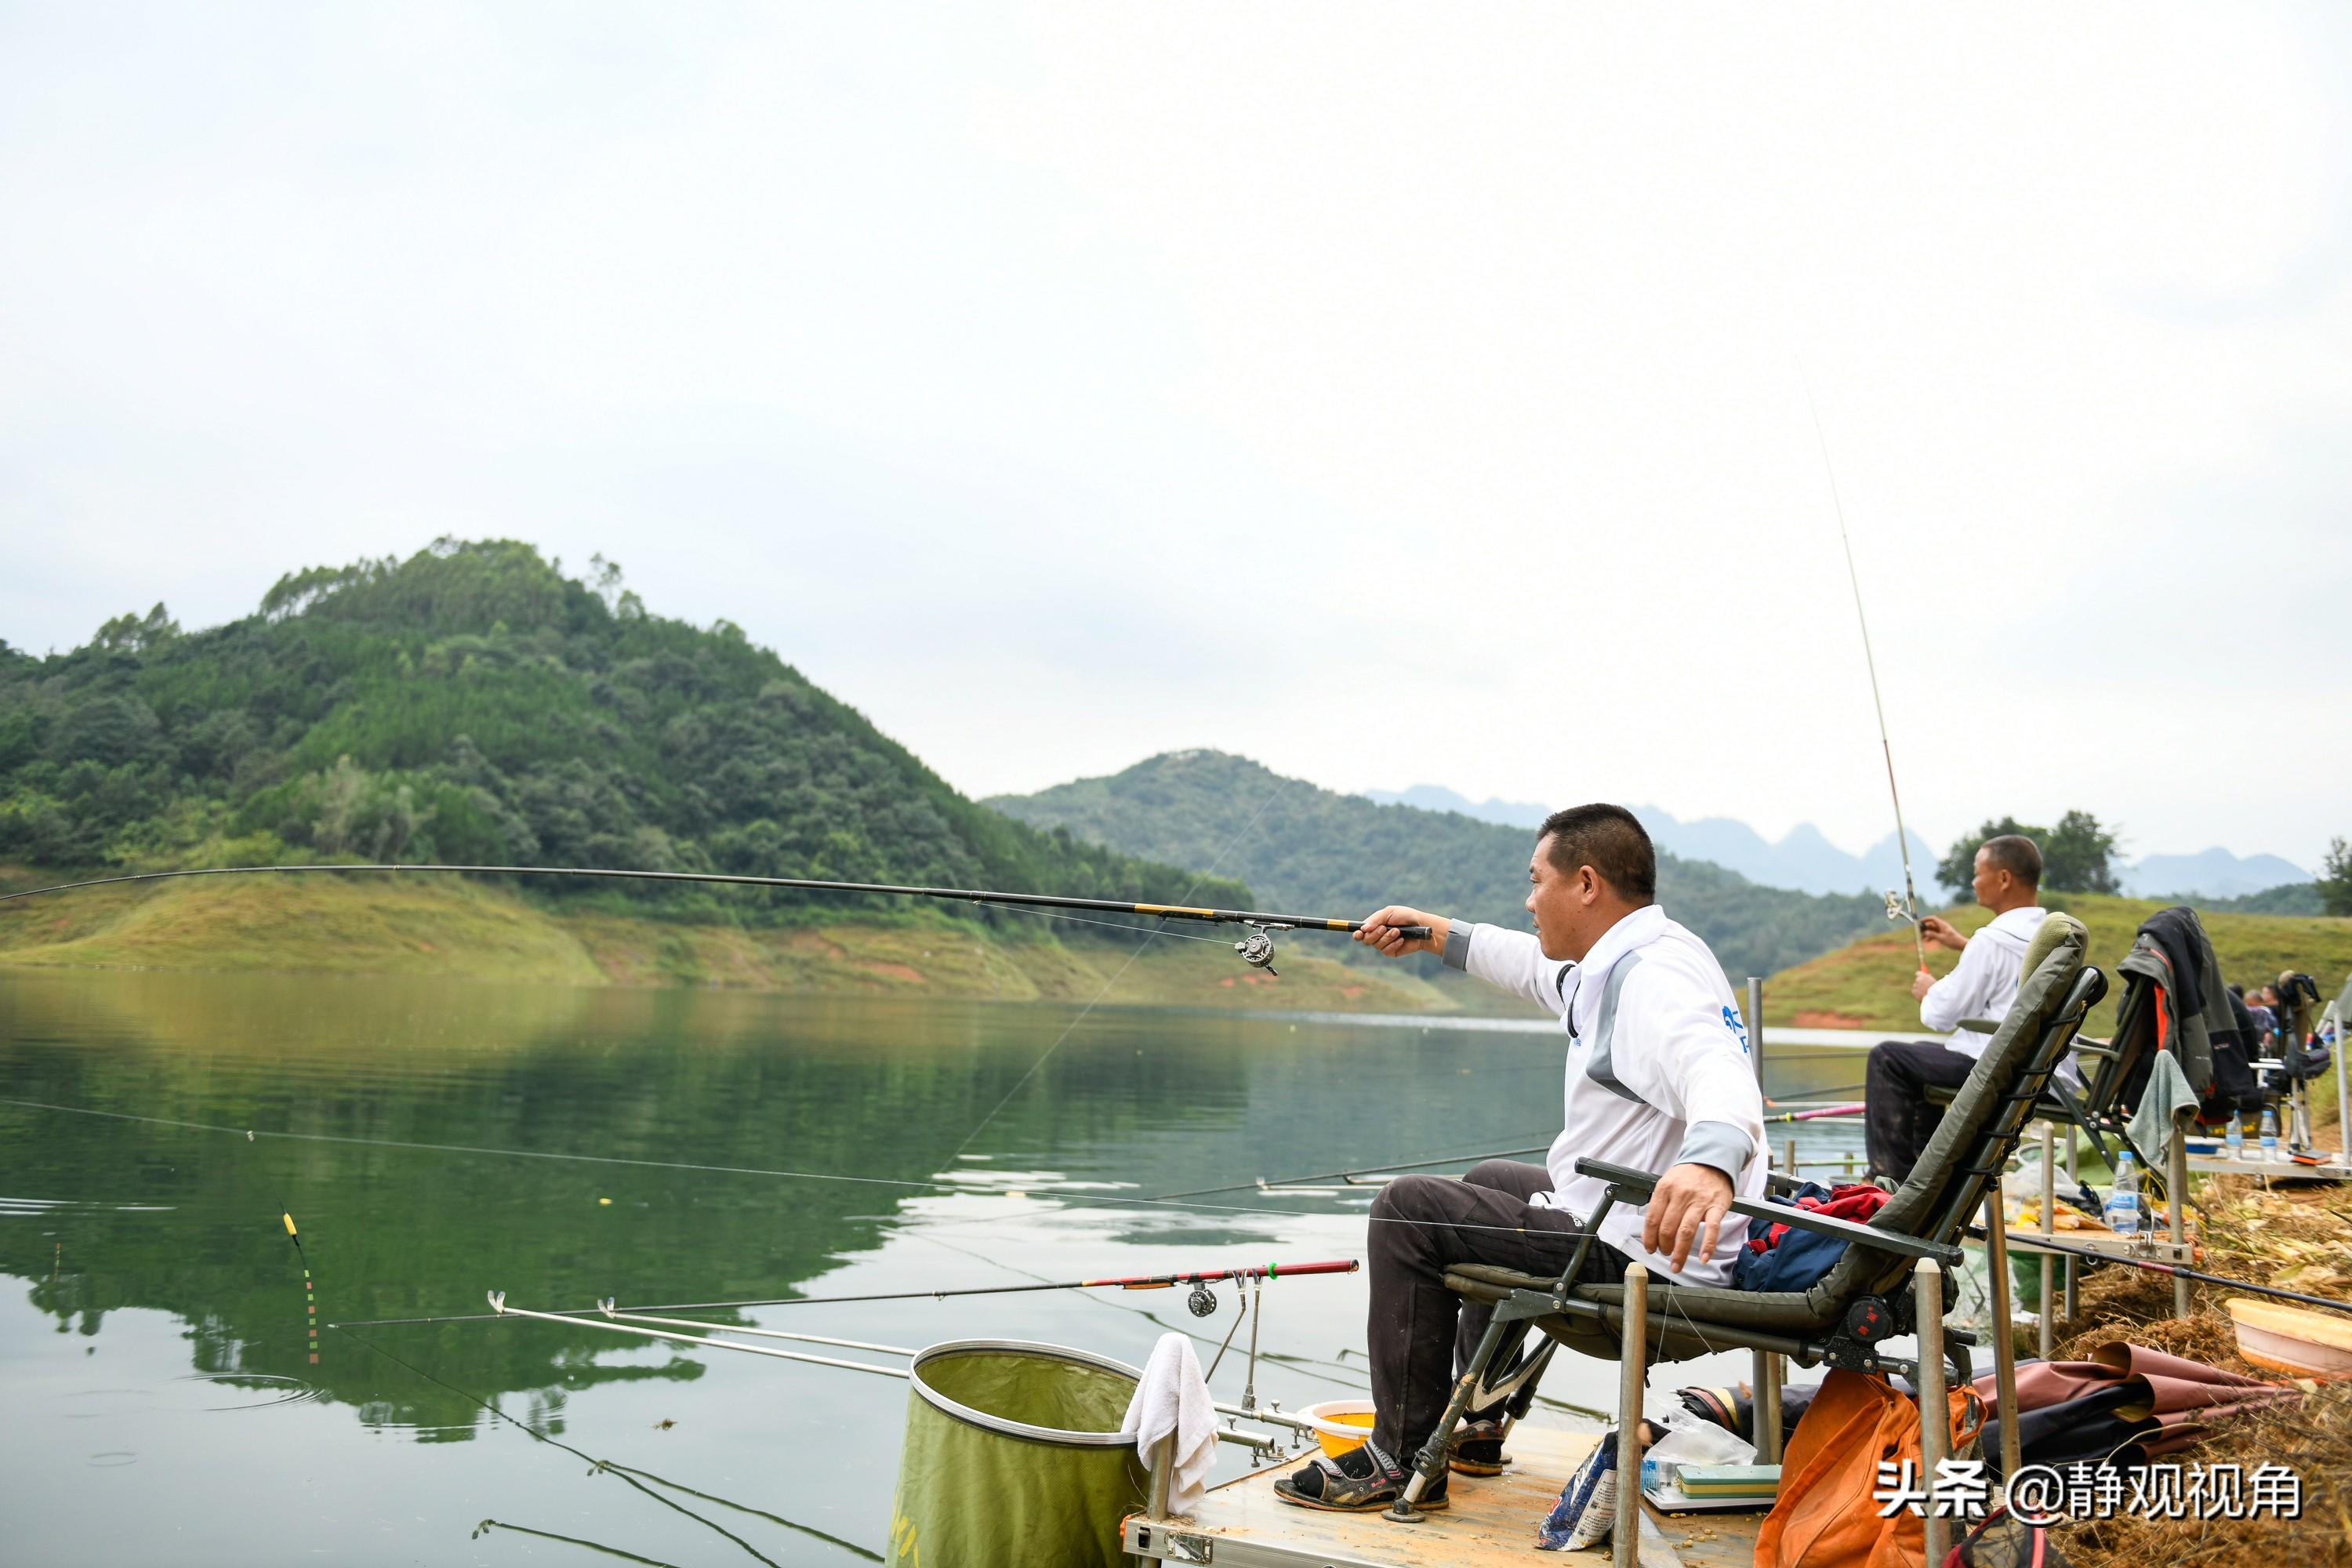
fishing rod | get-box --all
[1807,390,1932,983]
[481,1294,1309,1456]
[335,1258,1359,1329]
[0,863,1429,974]
[1963,1223,2352,1316]
[1765,1102,1865,1126]
[1156,1145,1556,1201]
[1160,1107,1869,1203]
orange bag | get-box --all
[1753,1369,1987,1568]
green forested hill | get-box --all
[0,540,1247,928]
[987,750,1886,982]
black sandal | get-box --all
[1447,1417,1510,1476]
[1272,1441,1447,1513]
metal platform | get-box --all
[2183,1149,2350,1183]
[1122,1425,1762,1568]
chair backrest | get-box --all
[2073,940,2162,1132]
[1803,913,2103,1313]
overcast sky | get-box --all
[5,4,2348,868]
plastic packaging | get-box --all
[2225,1116,2245,1160]
[1639,1403,1755,1494]
[2260,1107,2281,1163]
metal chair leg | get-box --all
[1982,1192,2021,1480]
[1915,1259,1948,1565]
[1752,1348,1783,1463]
[1612,1263,1649,1568]
[1385,1310,1511,1523]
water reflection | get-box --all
[0,966,1870,1563]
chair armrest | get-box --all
[1958,1018,1997,1033]
[1573,1156,1963,1269]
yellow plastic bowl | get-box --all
[1298,1400,1377,1458]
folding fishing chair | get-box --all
[1388,913,2103,1523]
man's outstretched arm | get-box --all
[1356,905,1570,1014]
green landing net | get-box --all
[887,1340,1148,1568]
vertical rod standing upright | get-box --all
[2166,1112,2191,1318]
[1982,1192,2023,1481]
[2332,1003,2349,1167]
[1613,1262,1650,1568]
[1914,1259,1949,1566]
[1747,976,1766,1082]
[2063,1127,2078,1321]
[2038,1122,2056,1356]
[1747,975,1783,1465]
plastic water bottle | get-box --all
[2225,1115,2245,1161]
[2105,1151,2142,1238]
[2259,1107,2282,1163]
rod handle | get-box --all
[1259,1260,1359,1279]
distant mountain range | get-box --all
[990,751,1885,983]
[2118,850,2313,900]
[1362,786,1937,898]
[1363,785,2311,902]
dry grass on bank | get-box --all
[2031,1172,2352,1566]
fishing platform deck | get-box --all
[1122,1425,1759,1568]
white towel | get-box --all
[1120,1332,1219,1515]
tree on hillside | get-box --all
[1936,817,2039,896]
[1936,810,2120,896]
[2043,810,2122,895]
[2321,837,2352,918]
[0,539,1246,926]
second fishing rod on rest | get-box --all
[0,863,1431,974]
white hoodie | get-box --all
[1444,906,1767,1287]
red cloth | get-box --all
[1747,1181,1890,1254]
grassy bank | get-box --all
[1762,894,2352,1032]
[0,871,1486,1013]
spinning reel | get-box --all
[1186,1282,1220,1317]
[1883,890,1917,927]
[1233,922,1287,975]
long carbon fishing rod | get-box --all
[0,860,1430,968]
[1806,389,1932,981]
[335,1259,1359,1329]
[0,862,1423,972]
[1962,1224,2352,1316]
[1156,1144,1556,1201]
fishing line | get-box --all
[1806,383,1932,980]
[0,1094,1610,1306]
[331,1327,834,1567]
[470,1520,681,1568]
[945,768,1300,1161]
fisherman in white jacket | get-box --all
[1862,833,2047,1183]
[1273,804,1766,1515]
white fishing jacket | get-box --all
[1920,905,2048,1059]
[1443,905,1767,1287]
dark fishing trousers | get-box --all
[1365,1158,1633,1457]
[1864,1038,1976,1181]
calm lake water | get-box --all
[0,967,1872,1566]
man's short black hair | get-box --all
[1981,833,2042,888]
[1537,804,1657,905]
